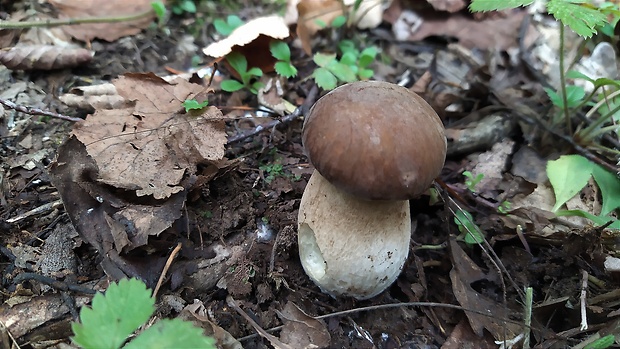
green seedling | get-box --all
[220,52,264,94]
[498,201,512,214]
[315,15,347,29]
[584,334,615,349]
[170,0,197,15]
[72,278,214,349]
[463,171,484,192]
[151,1,167,24]
[311,40,378,90]
[213,15,244,36]
[270,41,298,78]
[547,154,620,228]
[182,98,208,112]
[454,209,485,245]
[260,162,285,183]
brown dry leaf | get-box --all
[426,0,467,13]
[296,0,343,54]
[449,239,521,341]
[180,300,243,349]
[60,83,128,110]
[47,0,155,42]
[72,73,227,199]
[276,302,331,349]
[0,45,92,70]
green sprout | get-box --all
[220,52,264,94]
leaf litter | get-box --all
[4,0,620,348]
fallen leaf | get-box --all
[426,0,467,13]
[449,239,521,341]
[0,45,92,70]
[47,0,155,42]
[72,73,227,199]
[180,300,243,349]
[296,0,342,54]
[276,302,331,349]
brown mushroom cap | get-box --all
[302,81,446,200]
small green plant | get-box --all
[220,52,264,94]
[260,162,285,183]
[199,210,213,219]
[72,278,214,349]
[182,98,208,112]
[170,0,197,15]
[584,334,615,349]
[454,209,485,245]
[463,171,484,192]
[270,41,298,78]
[547,154,620,228]
[497,201,512,214]
[312,40,378,90]
[213,15,244,36]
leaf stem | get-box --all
[0,9,154,29]
[559,24,572,133]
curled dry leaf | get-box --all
[72,73,227,199]
[204,16,289,58]
[203,16,289,76]
[47,0,155,42]
[277,302,331,349]
[60,83,128,110]
[0,45,92,70]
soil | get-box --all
[1,2,620,349]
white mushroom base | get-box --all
[297,171,411,299]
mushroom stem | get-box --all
[297,171,411,299]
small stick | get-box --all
[6,199,63,223]
[0,99,83,123]
[227,85,319,144]
[0,10,154,29]
[580,270,589,331]
[152,242,182,298]
[523,286,533,349]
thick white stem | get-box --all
[297,171,411,299]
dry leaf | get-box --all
[0,45,92,70]
[296,0,343,54]
[60,83,128,110]
[203,16,289,58]
[72,73,226,199]
[449,239,521,341]
[47,0,155,42]
[277,302,331,349]
[180,300,243,349]
[426,0,467,13]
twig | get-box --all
[237,301,531,342]
[580,270,588,331]
[0,10,154,29]
[6,199,63,224]
[0,99,83,122]
[523,287,533,349]
[0,320,20,349]
[13,272,96,295]
[227,85,319,144]
[153,242,182,299]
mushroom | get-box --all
[298,81,446,299]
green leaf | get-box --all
[327,61,357,82]
[556,209,620,229]
[213,15,244,36]
[566,69,594,82]
[564,85,586,107]
[469,0,534,12]
[250,81,265,94]
[454,210,484,244]
[592,165,620,216]
[246,67,263,78]
[312,68,338,90]
[225,52,248,76]
[313,53,337,68]
[220,80,244,92]
[338,40,357,55]
[339,51,357,66]
[358,68,374,79]
[547,0,608,38]
[123,319,215,349]
[179,0,196,13]
[72,278,155,349]
[270,41,291,62]
[274,61,298,78]
[314,19,327,28]
[547,154,594,212]
[150,1,167,24]
[226,15,244,30]
[584,334,616,349]
[182,99,208,111]
[358,47,377,68]
[544,85,585,108]
[331,15,347,28]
